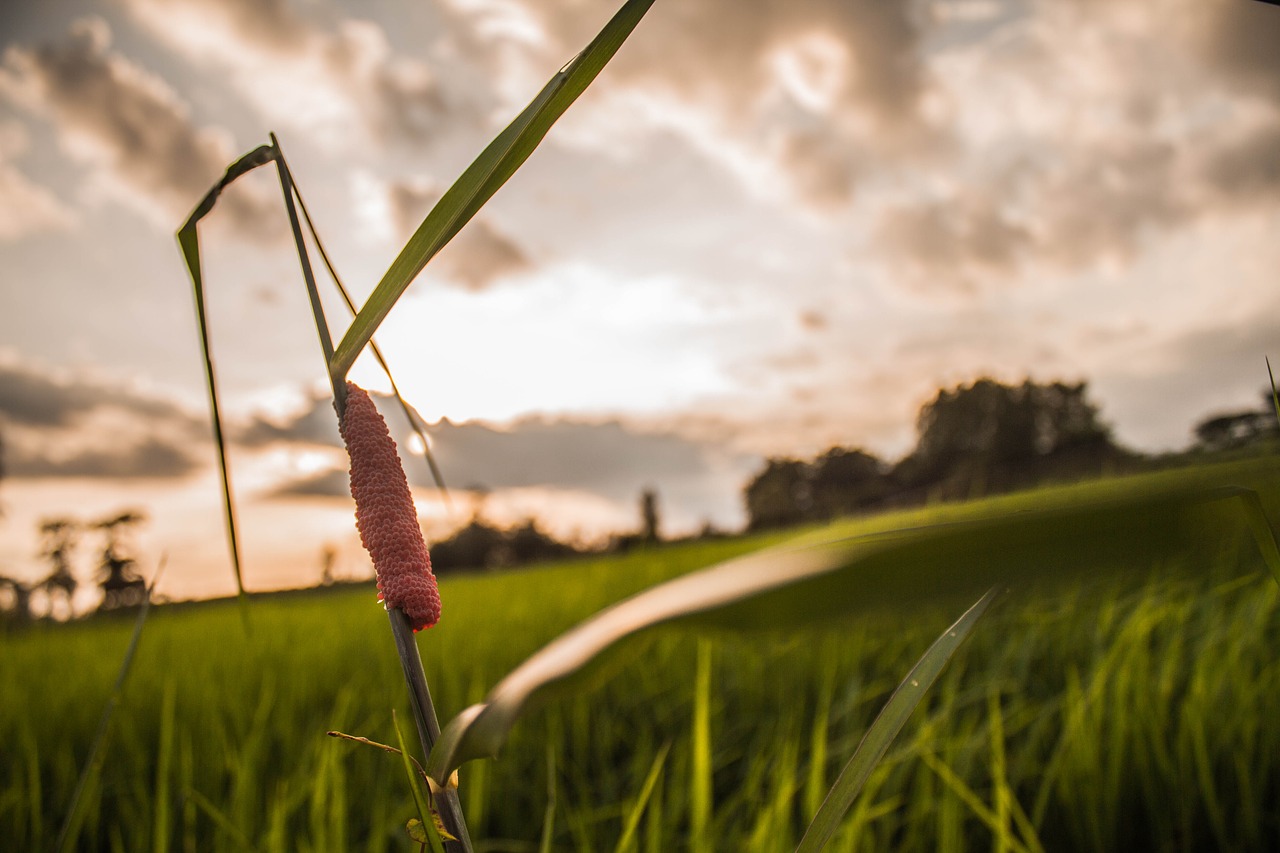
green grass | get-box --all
[3,467,1279,851]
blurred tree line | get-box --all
[744,377,1279,531]
[1,376,1275,611]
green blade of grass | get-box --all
[55,567,162,853]
[690,642,712,853]
[613,742,669,853]
[393,711,446,853]
[177,144,279,598]
[425,480,1272,784]
[329,0,656,381]
[1212,485,1280,587]
[794,586,1000,853]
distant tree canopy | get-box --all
[745,377,1128,530]
[897,378,1120,498]
[430,518,579,572]
[1191,391,1279,453]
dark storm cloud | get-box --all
[383,179,532,290]
[0,18,277,235]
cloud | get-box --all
[0,359,199,428]
[1092,302,1280,451]
[0,121,77,240]
[356,173,533,290]
[454,0,936,212]
[117,0,457,147]
[269,467,348,499]
[867,0,1280,296]
[242,388,758,528]
[1187,0,1280,102]
[530,0,929,125]
[876,189,1034,294]
[7,435,200,480]
[1197,119,1280,207]
[0,17,277,234]
[237,389,340,447]
[0,358,207,480]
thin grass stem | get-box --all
[286,159,452,508]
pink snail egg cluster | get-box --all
[338,381,440,632]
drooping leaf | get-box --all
[425,476,1277,784]
[329,0,656,381]
[176,143,279,598]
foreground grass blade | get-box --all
[55,569,162,853]
[177,144,280,597]
[393,711,447,853]
[330,0,656,380]
[614,742,669,853]
[425,479,1275,783]
[794,586,1000,853]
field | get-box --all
[3,462,1280,852]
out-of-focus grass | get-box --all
[3,460,1279,851]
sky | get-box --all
[1,0,1278,608]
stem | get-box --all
[388,608,474,852]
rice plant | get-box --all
[33,0,1278,848]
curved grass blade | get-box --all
[177,143,279,598]
[330,0,656,380]
[425,480,1273,784]
[793,586,1000,853]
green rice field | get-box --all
[3,462,1279,851]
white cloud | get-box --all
[0,122,76,239]
[0,17,275,233]
[118,0,457,149]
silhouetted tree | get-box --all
[1192,390,1279,453]
[509,520,578,564]
[745,459,813,530]
[0,576,30,627]
[897,378,1117,498]
[809,448,891,518]
[94,511,147,611]
[640,488,661,543]
[320,544,337,586]
[35,518,79,619]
